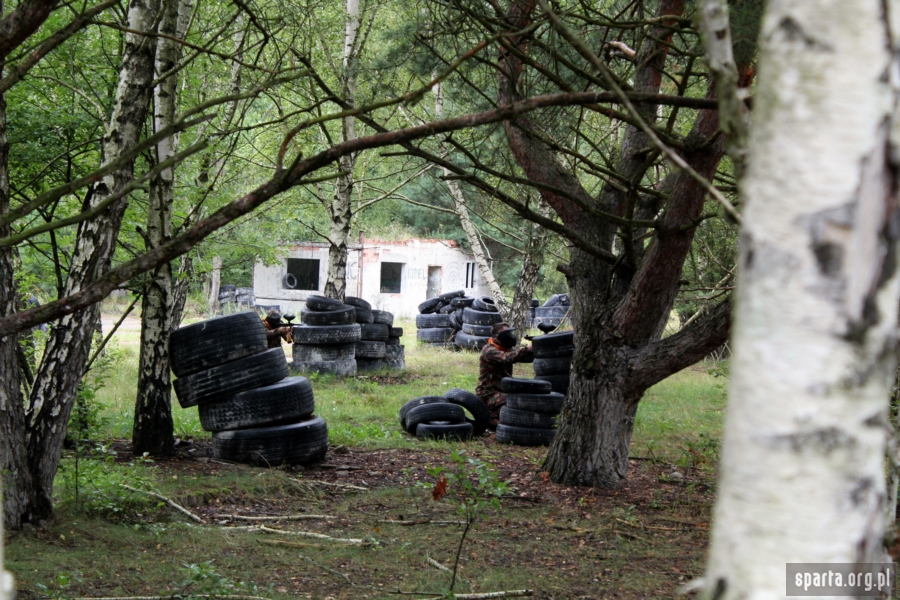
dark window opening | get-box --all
[465,262,477,288]
[284,258,319,290]
[381,262,403,293]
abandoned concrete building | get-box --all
[253,237,492,317]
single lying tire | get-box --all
[293,342,355,362]
[499,406,557,429]
[360,323,389,341]
[416,313,452,328]
[291,359,357,377]
[495,424,555,446]
[372,310,394,326]
[218,284,237,293]
[353,306,374,324]
[439,289,466,301]
[461,322,492,336]
[450,296,475,308]
[399,396,447,430]
[344,296,371,310]
[386,336,401,346]
[390,327,403,337]
[418,297,442,314]
[169,312,267,378]
[406,402,465,433]
[439,304,455,315]
[417,421,473,441]
[356,357,385,372]
[535,374,570,395]
[355,340,386,359]
[416,327,454,343]
[500,377,552,394]
[444,388,490,436]
[448,312,460,330]
[385,344,404,361]
[300,305,356,326]
[172,348,288,408]
[292,323,361,345]
[212,416,328,466]
[532,330,575,358]
[504,391,565,414]
[472,296,499,313]
[305,295,343,311]
[533,356,572,376]
[454,331,489,350]
[198,377,315,432]
[463,307,503,326]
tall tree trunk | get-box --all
[133,0,192,456]
[704,0,900,593]
[170,253,192,330]
[507,207,549,335]
[0,37,39,529]
[22,0,159,523]
[323,0,359,300]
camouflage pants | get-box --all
[479,392,505,430]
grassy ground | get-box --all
[6,309,727,599]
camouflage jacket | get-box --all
[263,319,292,348]
[475,339,534,399]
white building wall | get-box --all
[253,238,492,318]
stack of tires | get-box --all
[217,284,236,310]
[496,377,563,446]
[531,293,571,329]
[169,312,328,466]
[292,295,360,377]
[531,330,574,395]
[456,296,503,351]
[348,297,394,373]
[398,388,490,441]
[416,290,466,347]
[385,325,405,370]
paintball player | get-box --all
[262,308,292,348]
[475,322,534,429]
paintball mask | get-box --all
[495,328,517,349]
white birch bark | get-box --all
[704,1,900,595]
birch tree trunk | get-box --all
[323,0,359,300]
[704,1,900,594]
[507,210,550,334]
[133,0,192,456]
[22,0,159,522]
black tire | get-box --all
[472,296,499,313]
[212,416,328,466]
[172,348,288,408]
[355,340,386,359]
[282,273,298,289]
[532,330,575,358]
[499,407,557,429]
[169,312,267,378]
[399,396,447,430]
[372,310,394,326]
[542,293,570,307]
[406,403,465,433]
[356,357,385,372]
[199,377,315,432]
[416,327,454,343]
[353,306,374,324]
[218,284,237,293]
[417,422,473,441]
[418,297,442,314]
[390,327,403,337]
[461,322,492,336]
[305,295,344,311]
[291,359,357,377]
[444,388,490,435]
[533,356,572,376]
[439,304,455,314]
[439,289,465,301]
[293,342,355,362]
[344,296,371,310]
[500,377,552,394]
[504,391,565,414]
[292,323,361,345]
[384,344,404,361]
[359,323,389,341]
[416,313,452,328]
[495,424,555,446]
[386,336,401,346]
[450,296,475,308]
[462,307,503,326]
[454,331,489,350]
[535,374,570,395]
[448,312,460,330]
[300,305,356,326]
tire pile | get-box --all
[496,377,564,446]
[456,296,503,351]
[346,296,402,373]
[169,311,328,466]
[530,293,571,329]
[398,388,491,441]
[415,290,467,347]
[531,330,574,394]
[292,295,361,377]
